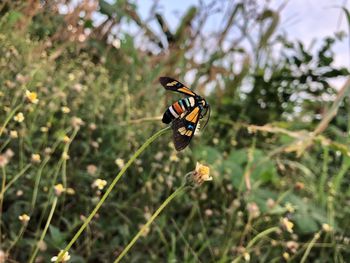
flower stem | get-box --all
[0,166,6,243]
[300,231,321,263]
[0,104,22,137]
[56,126,171,262]
[114,184,187,263]
[29,197,58,263]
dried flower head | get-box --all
[286,240,299,253]
[31,153,41,163]
[0,154,9,168]
[10,130,18,138]
[247,202,261,219]
[71,116,84,129]
[87,164,97,175]
[294,181,305,190]
[186,162,212,187]
[89,123,97,130]
[25,90,39,104]
[51,250,70,262]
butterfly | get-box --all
[159,77,210,151]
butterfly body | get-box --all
[162,97,195,124]
[159,77,210,151]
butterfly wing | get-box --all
[159,77,197,97]
[172,106,201,151]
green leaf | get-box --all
[293,213,319,234]
[49,225,65,246]
[258,9,280,48]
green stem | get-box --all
[29,197,58,263]
[0,164,31,199]
[319,147,329,204]
[300,232,321,263]
[0,104,22,137]
[6,221,28,255]
[56,126,171,262]
[0,166,6,243]
[31,156,50,211]
[0,138,10,152]
[114,184,187,263]
[246,227,279,248]
[231,227,279,263]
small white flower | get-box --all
[92,179,107,190]
[115,158,125,169]
[51,250,70,262]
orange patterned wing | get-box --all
[159,77,196,97]
[172,106,201,151]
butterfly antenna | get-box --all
[202,105,211,130]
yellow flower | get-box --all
[25,90,39,104]
[285,202,295,213]
[92,179,107,190]
[68,73,75,81]
[51,250,70,262]
[40,126,49,133]
[187,162,212,186]
[31,153,41,163]
[13,112,24,123]
[281,217,294,233]
[195,162,211,182]
[54,184,65,196]
[10,130,18,138]
[18,213,30,224]
[169,152,179,162]
[61,106,71,114]
[62,135,70,143]
[62,152,70,160]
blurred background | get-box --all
[0,0,349,262]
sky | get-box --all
[135,0,350,70]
